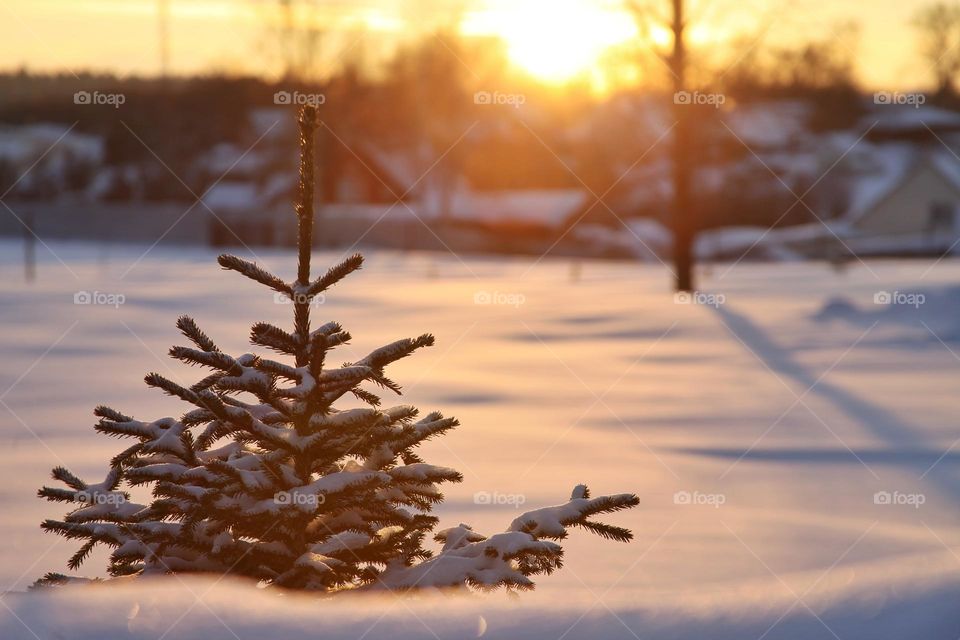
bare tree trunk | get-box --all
[670,0,694,292]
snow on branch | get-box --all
[217,254,291,295]
[35,106,639,595]
[305,253,364,297]
[509,485,640,543]
[376,485,637,592]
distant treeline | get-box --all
[0,29,917,229]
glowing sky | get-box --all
[0,0,938,91]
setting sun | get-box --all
[462,0,637,83]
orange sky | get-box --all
[0,0,939,92]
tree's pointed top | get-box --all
[295,105,319,286]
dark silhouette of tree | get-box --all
[626,0,696,292]
[913,2,960,98]
[35,106,639,592]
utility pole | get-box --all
[670,0,694,292]
[158,0,170,79]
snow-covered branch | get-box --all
[34,106,639,595]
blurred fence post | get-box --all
[23,211,35,283]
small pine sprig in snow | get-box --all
[35,105,639,593]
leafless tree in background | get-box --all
[913,2,960,97]
[626,0,696,292]
[259,0,326,81]
[625,0,803,291]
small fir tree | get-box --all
[36,106,639,593]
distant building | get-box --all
[864,104,960,144]
[0,124,104,197]
[203,181,278,247]
[757,146,960,259]
[837,150,960,256]
[316,139,589,253]
[201,121,589,253]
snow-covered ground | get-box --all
[1,240,960,638]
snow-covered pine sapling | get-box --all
[36,105,639,593]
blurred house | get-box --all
[5,89,960,262]
[582,100,960,262]
[316,139,589,253]
[314,137,460,246]
[202,107,296,247]
[726,145,960,260]
[204,181,277,247]
[204,121,589,253]
[723,100,812,150]
[788,105,960,258]
[865,104,960,144]
[830,148,960,256]
[0,124,104,198]
[574,218,672,261]
[442,188,588,255]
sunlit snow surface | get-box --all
[1,240,959,638]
